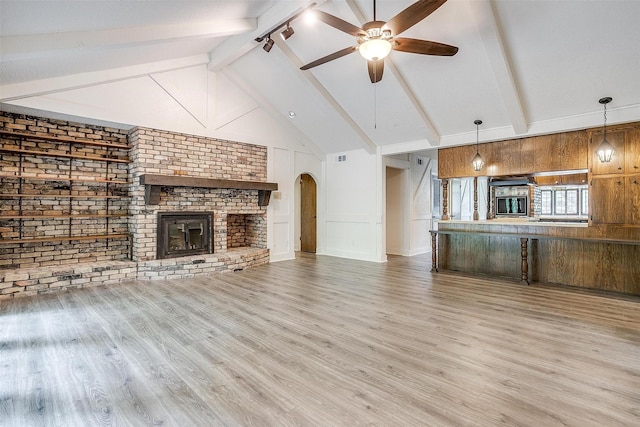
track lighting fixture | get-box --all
[263,36,274,52]
[281,23,295,40]
[255,3,316,53]
[471,119,485,171]
[596,97,614,163]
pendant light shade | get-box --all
[359,39,392,61]
[596,97,613,163]
[472,119,485,171]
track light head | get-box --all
[263,37,274,52]
[280,24,294,41]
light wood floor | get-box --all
[1,253,640,426]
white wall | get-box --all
[323,149,384,262]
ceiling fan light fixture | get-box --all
[359,38,392,61]
[280,24,295,41]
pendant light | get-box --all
[596,97,614,163]
[472,119,485,171]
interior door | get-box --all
[300,173,317,253]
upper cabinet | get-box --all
[487,139,520,176]
[438,145,478,179]
[625,129,640,174]
[535,131,587,172]
[437,130,587,179]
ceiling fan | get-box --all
[301,0,458,83]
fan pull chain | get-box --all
[374,80,378,129]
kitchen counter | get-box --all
[438,219,588,228]
[431,219,640,295]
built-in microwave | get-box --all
[496,196,528,216]
[495,186,529,217]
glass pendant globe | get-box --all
[359,39,392,61]
[596,138,614,163]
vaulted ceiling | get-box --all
[1,0,639,157]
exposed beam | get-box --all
[207,1,326,72]
[344,0,440,146]
[273,36,377,154]
[1,19,256,61]
[475,0,528,135]
[385,61,441,146]
[0,55,210,102]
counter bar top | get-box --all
[438,219,588,228]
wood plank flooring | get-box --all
[1,253,640,426]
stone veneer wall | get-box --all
[128,127,268,262]
[0,111,130,269]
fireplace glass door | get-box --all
[158,212,213,259]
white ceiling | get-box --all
[1,0,640,156]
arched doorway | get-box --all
[300,173,317,253]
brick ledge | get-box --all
[0,248,269,300]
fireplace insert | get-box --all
[157,212,213,259]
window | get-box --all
[541,191,552,215]
[539,186,588,217]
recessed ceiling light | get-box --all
[288,111,296,118]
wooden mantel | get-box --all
[139,174,278,206]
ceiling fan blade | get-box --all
[383,0,447,36]
[300,46,357,70]
[393,38,458,56]
[367,59,384,83]
[314,10,365,36]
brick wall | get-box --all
[0,114,271,299]
[129,127,268,261]
[227,214,265,249]
[0,111,130,269]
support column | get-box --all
[442,178,450,220]
[487,184,494,220]
[473,176,479,221]
[430,231,438,272]
[520,237,529,285]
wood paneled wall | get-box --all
[437,122,640,227]
[438,130,588,179]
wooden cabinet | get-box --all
[488,140,520,176]
[535,131,587,173]
[590,177,625,224]
[589,129,625,175]
[625,129,640,174]
[520,137,535,174]
[437,147,456,179]
[438,145,477,178]
[535,173,588,186]
[562,131,588,170]
[626,176,640,225]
